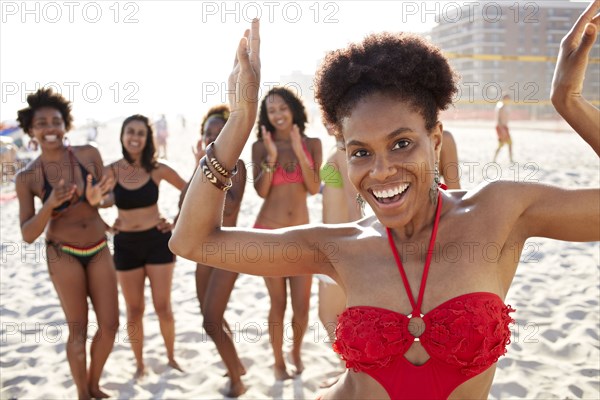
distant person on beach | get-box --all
[106,114,187,379]
[317,122,361,388]
[440,130,461,189]
[0,137,18,182]
[493,94,514,163]
[178,105,248,397]
[155,114,169,158]
[171,10,599,398]
[250,86,322,379]
[86,119,99,145]
[15,88,117,400]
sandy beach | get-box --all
[1,117,598,399]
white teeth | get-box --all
[373,183,409,199]
[45,135,58,142]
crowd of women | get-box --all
[14,1,599,398]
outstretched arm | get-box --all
[551,0,600,156]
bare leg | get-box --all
[86,247,119,398]
[197,264,239,373]
[47,247,91,400]
[203,269,246,397]
[117,268,147,378]
[146,263,181,371]
[264,277,292,380]
[508,141,514,163]
[493,143,503,162]
[289,275,312,375]
[195,263,213,314]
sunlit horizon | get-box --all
[1,1,442,124]
[2,0,593,127]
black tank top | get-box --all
[113,178,159,209]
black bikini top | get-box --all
[41,148,93,216]
[113,178,159,210]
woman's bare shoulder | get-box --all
[15,157,41,185]
[305,136,322,148]
[71,144,99,159]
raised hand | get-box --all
[551,0,600,105]
[228,19,261,119]
[551,0,600,155]
[192,139,206,166]
[86,174,114,207]
[289,124,307,162]
[262,125,278,162]
[46,179,76,208]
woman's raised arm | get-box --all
[551,0,600,155]
[170,21,335,277]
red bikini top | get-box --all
[271,141,314,186]
[334,194,515,377]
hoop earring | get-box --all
[429,161,441,205]
[27,138,38,152]
[356,193,365,215]
[62,135,71,147]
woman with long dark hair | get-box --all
[107,114,186,378]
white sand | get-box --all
[1,117,598,399]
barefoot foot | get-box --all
[168,358,184,372]
[290,352,304,375]
[89,387,110,399]
[274,365,292,381]
[226,379,248,397]
[134,365,146,380]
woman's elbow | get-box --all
[21,231,36,245]
[307,183,321,196]
[168,231,189,258]
[255,186,269,199]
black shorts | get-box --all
[113,227,175,271]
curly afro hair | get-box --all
[17,88,74,135]
[314,32,459,134]
[256,87,308,139]
[120,114,158,173]
[201,104,230,136]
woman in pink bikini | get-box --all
[251,86,322,379]
[172,4,599,398]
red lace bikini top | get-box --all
[271,141,314,186]
[333,194,515,399]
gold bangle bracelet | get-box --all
[200,156,232,191]
[261,160,276,173]
[205,142,238,178]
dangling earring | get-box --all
[27,138,38,152]
[429,161,440,205]
[62,135,71,148]
[356,193,365,215]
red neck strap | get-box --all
[386,192,443,316]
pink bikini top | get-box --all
[271,142,314,186]
[333,194,515,399]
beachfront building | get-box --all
[429,1,600,120]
